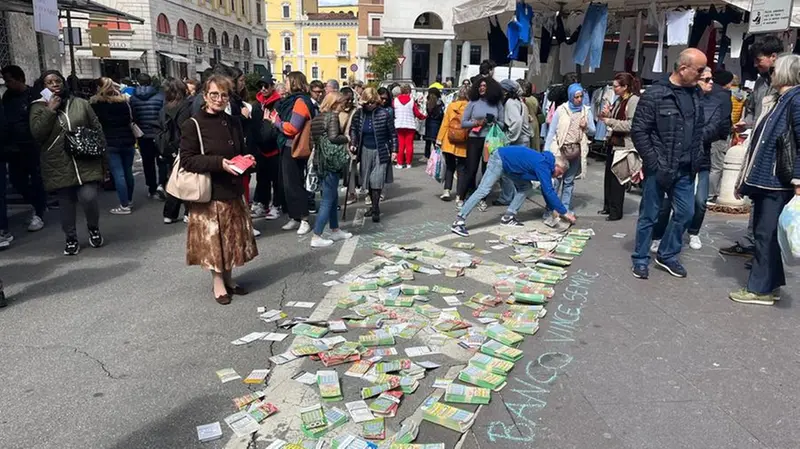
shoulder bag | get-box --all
[166,118,212,202]
[559,107,584,161]
[776,102,797,185]
[127,102,145,138]
[58,100,105,159]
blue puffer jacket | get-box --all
[697,89,731,171]
[738,86,800,193]
[631,78,705,188]
[129,85,164,139]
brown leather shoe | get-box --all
[214,293,232,305]
[226,285,249,296]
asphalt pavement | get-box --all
[1,143,798,449]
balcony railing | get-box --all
[336,50,350,58]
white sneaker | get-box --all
[110,206,131,215]
[440,190,451,201]
[0,231,13,248]
[650,239,661,254]
[265,206,281,220]
[297,220,312,235]
[282,219,300,231]
[253,228,262,237]
[365,195,372,206]
[311,235,334,248]
[394,164,404,169]
[330,230,353,241]
[689,235,702,250]
[28,214,45,231]
[163,217,177,224]
[250,202,266,218]
[183,215,190,223]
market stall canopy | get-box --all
[1,0,145,23]
[73,48,145,60]
[453,0,740,25]
[159,52,192,63]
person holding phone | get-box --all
[180,75,258,305]
[29,70,106,256]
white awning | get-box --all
[72,49,145,60]
[221,60,237,67]
[453,0,514,25]
[196,60,211,72]
[159,52,191,63]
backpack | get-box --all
[156,108,180,158]
[446,108,468,143]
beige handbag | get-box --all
[166,118,212,203]
[126,102,145,138]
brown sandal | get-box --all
[214,293,232,305]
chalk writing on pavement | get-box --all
[485,269,599,443]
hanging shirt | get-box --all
[516,2,534,43]
[666,9,695,45]
[488,16,510,65]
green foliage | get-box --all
[245,72,263,102]
[367,43,399,82]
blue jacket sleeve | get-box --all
[792,97,800,184]
[536,164,568,214]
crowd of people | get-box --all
[0,34,798,307]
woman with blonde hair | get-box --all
[309,92,353,247]
[181,75,258,305]
[350,87,398,222]
[90,77,137,215]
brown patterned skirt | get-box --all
[186,199,258,272]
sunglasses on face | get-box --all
[699,77,713,83]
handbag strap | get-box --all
[126,101,135,123]
[57,99,73,133]
[190,117,205,155]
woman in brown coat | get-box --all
[180,75,258,305]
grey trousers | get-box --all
[57,183,100,240]
[708,140,728,199]
[738,210,756,249]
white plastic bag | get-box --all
[778,196,800,266]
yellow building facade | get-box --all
[264,0,359,82]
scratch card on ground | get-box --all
[613,233,627,238]
[325,270,340,276]
[263,332,289,342]
[287,301,316,308]
[323,280,341,287]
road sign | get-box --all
[749,0,794,33]
[350,63,358,72]
[397,56,406,66]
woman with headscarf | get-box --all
[598,73,640,221]
[423,88,445,161]
[350,88,398,222]
[545,83,595,219]
[30,70,106,256]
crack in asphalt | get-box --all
[1,343,122,379]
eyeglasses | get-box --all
[207,92,229,100]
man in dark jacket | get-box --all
[130,73,166,199]
[1,65,47,240]
[707,70,734,203]
[630,48,707,280]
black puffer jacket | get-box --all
[130,85,164,138]
[630,78,705,187]
[2,86,39,152]
[350,106,398,164]
[90,98,135,149]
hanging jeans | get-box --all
[572,3,608,69]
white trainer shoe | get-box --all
[297,220,312,235]
[282,219,300,231]
[330,230,353,241]
[689,235,702,250]
[28,214,45,231]
[311,235,334,248]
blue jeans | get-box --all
[460,151,529,220]
[572,3,608,69]
[498,176,516,204]
[107,147,135,206]
[549,157,580,214]
[653,170,710,238]
[314,172,340,235]
[632,171,695,266]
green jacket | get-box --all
[30,97,106,192]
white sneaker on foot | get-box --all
[689,235,702,250]
[297,220,312,235]
[28,214,45,231]
[282,219,300,231]
[330,230,353,241]
[265,206,281,220]
[110,206,131,215]
[250,202,266,218]
[365,195,372,206]
[311,235,334,248]
[183,215,190,223]
[0,231,13,248]
[650,239,661,254]
[253,228,262,237]
[394,164,404,169]
[440,190,452,201]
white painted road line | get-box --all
[334,235,359,265]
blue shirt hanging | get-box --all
[516,2,534,43]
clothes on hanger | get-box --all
[516,1,534,43]
[727,23,748,58]
[666,9,695,45]
[688,7,713,47]
[488,16,510,65]
[614,17,636,72]
[633,11,644,72]
[653,11,666,73]
[740,33,757,81]
[573,3,608,70]
[560,43,576,75]
[696,25,717,71]
[540,25,553,63]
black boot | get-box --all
[371,190,381,223]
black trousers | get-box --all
[443,152,460,192]
[163,193,186,220]
[465,137,485,197]
[424,140,434,158]
[254,154,282,208]
[603,151,626,219]
[748,190,793,294]
[281,146,309,220]
[139,138,167,193]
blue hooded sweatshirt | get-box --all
[497,145,567,214]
